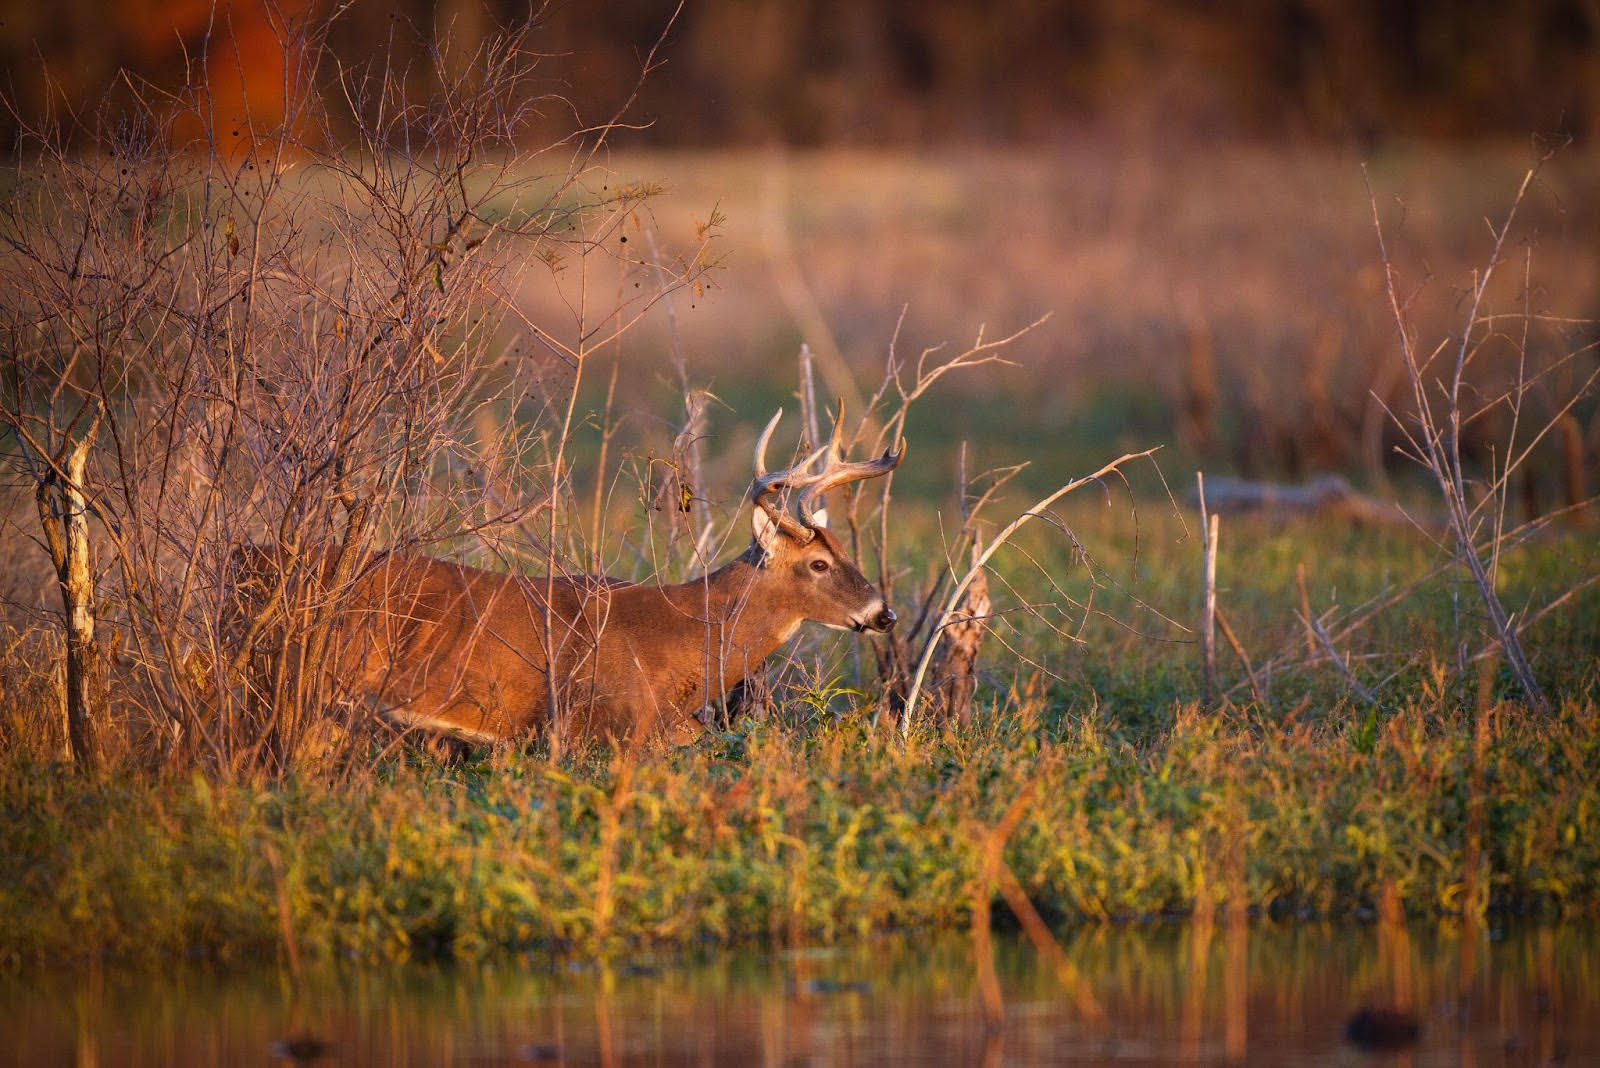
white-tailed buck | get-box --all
[252,411,903,745]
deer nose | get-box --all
[873,606,897,632]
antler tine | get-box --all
[752,409,831,490]
[823,399,846,465]
[750,409,830,542]
[752,408,785,479]
[796,402,906,527]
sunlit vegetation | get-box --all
[2,503,1596,967]
[2,9,1597,977]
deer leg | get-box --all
[380,691,510,745]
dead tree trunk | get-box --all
[34,414,105,770]
[930,562,990,726]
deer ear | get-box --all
[809,506,829,529]
[752,506,781,553]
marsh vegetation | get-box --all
[1,17,1597,1064]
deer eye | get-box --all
[809,558,831,573]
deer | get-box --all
[253,410,904,747]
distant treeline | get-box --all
[4,0,1596,144]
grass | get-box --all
[2,128,1596,973]
[2,692,1596,968]
[3,502,1596,969]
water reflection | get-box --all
[5,922,1596,1065]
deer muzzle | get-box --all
[856,605,897,633]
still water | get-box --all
[5,921,1597,1065]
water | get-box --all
[5,921,1596,1065]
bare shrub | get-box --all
[1366,153,1600,710]
[0,9,711,774]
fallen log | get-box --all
[1191,474,1422,528]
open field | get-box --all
[537,144,1600,495]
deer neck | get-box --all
[672,544,804,665]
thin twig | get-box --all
[1307,613,1379,706]
[1199,473,1218,711]
[1214,607,1263,705]
[900,448,1160,732]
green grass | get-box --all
[3,505,1596,969]
[2,695,1596,969]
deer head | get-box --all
[747,408,904,634]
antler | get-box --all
[752,406,906,541]
[751,409,830,543]
[796,406,905,527]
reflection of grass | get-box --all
[6,923,1593,1062]
[2,506,1594,966]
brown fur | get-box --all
[248,522,893,746]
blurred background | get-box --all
[6,0,1597,501]
[6,1,1599,146]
